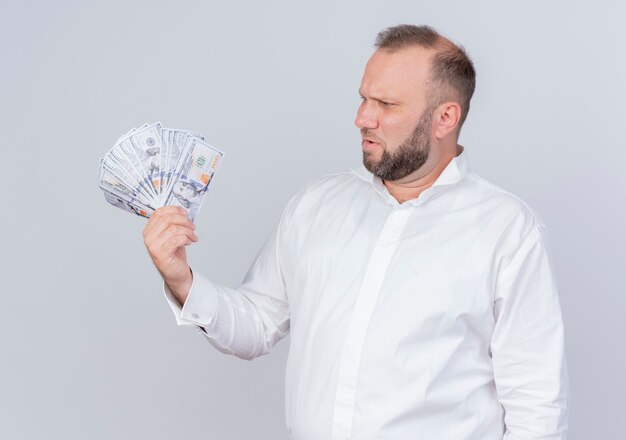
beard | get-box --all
[362,108,433,181]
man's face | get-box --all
[356,46,436,181]
[174,181,196,200]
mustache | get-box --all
[360,129,383,143]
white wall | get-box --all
[1,0,623,438]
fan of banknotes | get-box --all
[99,122,224,221]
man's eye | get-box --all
[380,101,392,107]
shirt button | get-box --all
[191,313,199,319]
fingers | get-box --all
[162,225,198,243]
[143,206,198,263]
[157,232,194,260]
[145,223,196,266]
[145,221,198,250]
[143,206,195,242]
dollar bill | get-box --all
[101,152,155,202]
[99,161,155,208]
[103,191,154,218]
[105,144,157,201]
[100,122,224,221]
[165,137,224,221]
[126,122,163,197]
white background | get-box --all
[0,0,624,438]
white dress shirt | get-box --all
[163,146,569,439]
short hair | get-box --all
[375,24,476,129]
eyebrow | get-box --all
[358,89,396,103]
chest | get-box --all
[283,198,499,337]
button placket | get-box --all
[331,205,414,440]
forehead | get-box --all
[360,46,434,101]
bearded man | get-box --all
[143,24,569,440]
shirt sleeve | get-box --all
[491,223,570,439]
[161,206,292,361]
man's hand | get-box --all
[143,206,198,305]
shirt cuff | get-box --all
[162,271,219,330]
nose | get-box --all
[355,100,378,130]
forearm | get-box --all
[165,271,290,360]
[497,326,569,439]
[165,266,193,306]
[492,225,569,438]
[162,198,294,360]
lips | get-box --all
[362,138,381,151]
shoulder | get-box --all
[462,172,551,260]
[301,170,364,195]
[276,170,367,230]
[465,171,548,232]
[285,170,364,210]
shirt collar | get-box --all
[350,144,468,206]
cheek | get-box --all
[380,114,416,144]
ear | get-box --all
[433,101,462,140]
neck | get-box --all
[383,144,463,204]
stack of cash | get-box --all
[99,122,224,221]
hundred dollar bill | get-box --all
[101,152,154,202]
[159,127,171,204]
[103,190,154,218]
[100,122,223,220]
[99,161,155,208]
[127,122,163,198]
[161,129,202,197]
[119,139,160,200]
[104,145,157,201]
[164,137,224,221]
[164,132,191,196]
